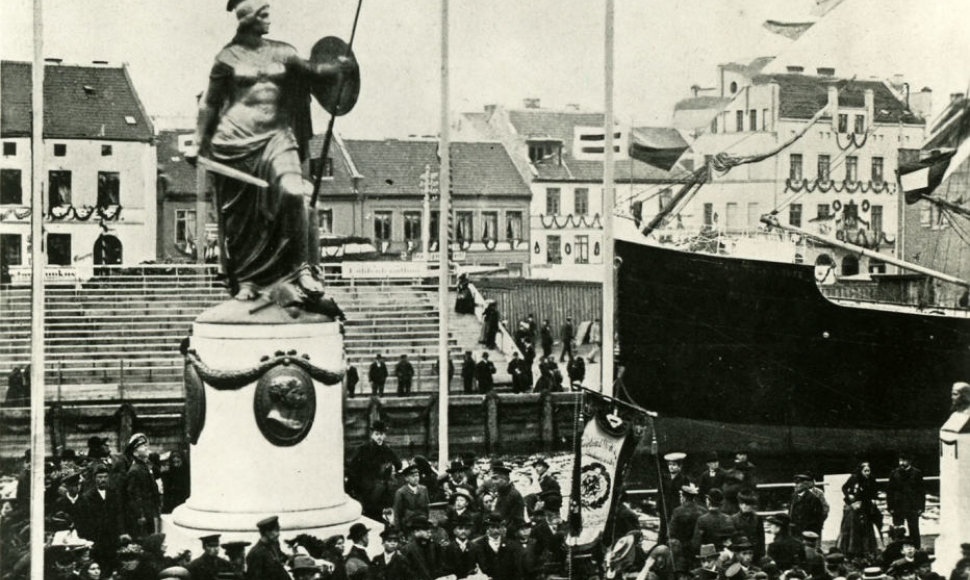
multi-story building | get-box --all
[457,100,689,281]
[156,129,216,262]
[313,136,533,276]
[0,60,156,281]
[667,62,927,276]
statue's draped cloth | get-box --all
[205,37,314,289]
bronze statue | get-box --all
[187,0,358,314]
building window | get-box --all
[47,233,72,266]
[101,144,113,156]
[528,142,561,164]
[818,155,831,181]
[373,211,392,242]
[920,204,931,228]
[48,170,72,206]
[430,210,440,243]
[838,113,848,133]
[310,157,334,180]
[481,211,498,241]
[0,234,23,268]
[574,188,589,215]
[725,202,740,230]
[817,204,831,219]
[871,205,883,235]
[546,188,561,215]
[97,172,120,206]
[658,189,672,213]
[1,169,23,205]
[730,81,738,94]
[2,142,15,156]
[747,202,761,228]
[318,209,334,234]
[506,211,523,241]
[735,110,744,132]
[547,235,562,264]
[841,255,860,276]
[846,156,858,182]
[869,259,886,274]
[53,143,67,157]
[175,209,196,245]
[871,157,884,183]
[703,203,714,226]
[456,211,473,242]
[762,108,769,130]
[854,114,865,134]
[403,211,422,242]
[575,235,589,264]
[789,204,802,227]
[789,154,803,181]
[749,110,757,131]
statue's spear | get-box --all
[307,0,364,266]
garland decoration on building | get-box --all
[42,204,124,221]
[785,178,894,195]
[185,349,344,390]
[539,213,603,229]
[835,130,870,151]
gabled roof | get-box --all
[751,73,924,124]
[1,61,154,141]
[674,96,733,112]
[507,109,605,140]
[338,139,531,197]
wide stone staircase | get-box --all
[0,267,474,403]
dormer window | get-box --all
[838,114,848,133]
[528,140,562,165]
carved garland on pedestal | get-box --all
[184,349,344,447]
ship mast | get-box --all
[760,214,970,287]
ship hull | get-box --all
[616,240,970,453]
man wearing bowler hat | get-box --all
[246,516,290,580]
[187,534,232,580]
[347,420,401,520]
[346,522,372,566]
[442,513,477,578]
[124,433,160,537]
[470,514,524,580]
[887,451,925,543]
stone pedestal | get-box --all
[163,301,378,550]
[934,411,970,574]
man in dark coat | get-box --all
[692,489,736,553]
[187,534,232,580]
[53,472,84,525]
[475,352,496,394]
[401,515,447,580]
[490,463,526,532]
[371,528,407,580]
[789,473,825,537]
[393,465,430,527]
[346,421,401,520]
[345,364,359,398]
[887,452,925,542]
[566,356,586,386]
[125,433,160,537]
[394,354,414,396]
[659,451,692,543]
[507,351,528,393]
[369,353,389,396]
[540,320,554,358]
[245,516,289,580]
[442,514,477,578]
[470,514,524,580]
[730,490,766,561]
[461,351,476,394]
[766,513,805,572]
[75,464,122,566]
[698,452,728,498]
[669,483,707,573]
[948,543,970,580]
[345,523,371,566]
[559,317,574,362]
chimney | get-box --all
[523,98,541,109]
[909,87,933,120]
[44,57,62,64]
[827,86,839,130]
[892,73,905,87]
[817,67,835,77]
[91,60,109,66]
[691,84,701,97]
[865,89,875,124]
[786,65,804,74]
[951,92,966,103]
[483,104,497,116]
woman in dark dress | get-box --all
[190,0,352,301]
[837,461,879,557]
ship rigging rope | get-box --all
[710,105,831,174]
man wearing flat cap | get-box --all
[187,534,232,580]
[245,516,289,580]
[669,483,707,574]
[125,433,160,537]
[347,421,401,520]
[490,462,526,534]
[789,474,825,537]
[221,541,250,578]
[393,464,430,529]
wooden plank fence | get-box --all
[474,279,602,341]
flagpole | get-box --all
[30,0,47,578]
[601,0,616,397]
[436,0,450,469]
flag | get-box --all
[628,127,689,171]
[899,150,957,204]
[567,389,645,547]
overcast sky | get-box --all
[2,0,968,139]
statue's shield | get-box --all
[310,36,360,116]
